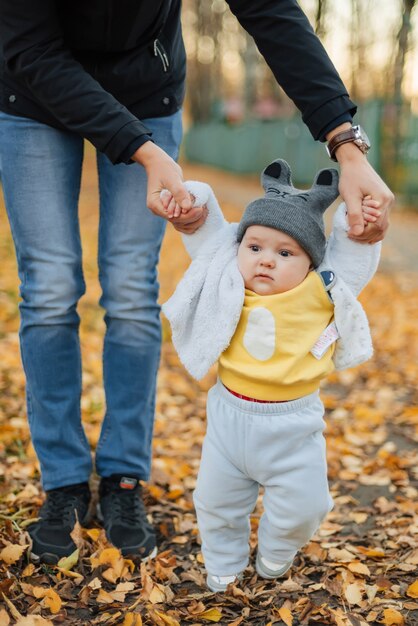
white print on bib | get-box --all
[310,321,340,359]
[243,307,276,361]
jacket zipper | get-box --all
[154,39,169,72]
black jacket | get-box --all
[0,0,356,164]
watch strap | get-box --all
[327,128,359,161]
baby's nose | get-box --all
[261,255,275,267]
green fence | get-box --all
[184,100,418,200]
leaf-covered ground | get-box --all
[0,154,417,626]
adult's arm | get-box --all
[226,0,355,139]
[226,0,394,242]
[0,0,151,163]
[0,0,196,217]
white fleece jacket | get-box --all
[162,182,381,380]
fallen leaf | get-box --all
[278,606,293,626]
[57,548,79,571]
[31,587,62,614]
[21,564,35,578]
[356,547,385,558]
[344,582,363,606]
[85,528,102,542]
[97,588,115,604]
[153,611,181,626]
[197,608,223,622]
[348,561,371,576]
[382,608,405,625]
[88,577,102,590]
[149,584,167,604]
[1,593,23,620]
[0,543,28,565]
[406,580,418,598]
[0,608,10,625]
[122,614,143,626]
[329,548,358,562]
[15,615,54,626]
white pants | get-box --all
[193,381,333,576]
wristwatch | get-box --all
[326,125,371,161]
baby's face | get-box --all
[237,225,312,295]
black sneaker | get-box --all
[98,475,157,559]
[29,482,91,564]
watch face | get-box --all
[353,125,371,149]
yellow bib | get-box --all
[219,271,335,401]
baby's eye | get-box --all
[279,250,292,257]
[249,245,260,252]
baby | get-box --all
[162,159,381,592]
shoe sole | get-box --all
[96,503,157,561]
[255,553,293,579]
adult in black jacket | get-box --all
[0,0,393,564]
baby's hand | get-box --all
[362,195,381,227]
[161,190,193,218]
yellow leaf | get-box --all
[357,546,385,558]
[123,614,143,626]
[406,580,418,598]
[85,528,102,541]
[57,548,79,571]
[0,608,10,626]
[347,561,371,576]
[149,584,166,604]
[197,608,223,622]
[21,564,36,578]
[344,582,363,606]
[97,588,115,604]
[382,608,405,625]
[43,589,62,614]
[278,606,293,626]
[1,592,23,620]
[56,567,83,580]
[31,588,62,614]
[153,611,181,626]
[102,567,120,584]
[98,547,122,567]
[15,618,54,626]
[0,543,28,565]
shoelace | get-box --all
[107,490,147,526]
[42,491,83,526]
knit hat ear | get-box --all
[311,168,340,211]
[261,159,293,193]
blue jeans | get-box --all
[0,110,182,490]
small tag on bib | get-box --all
[310,321,339,359]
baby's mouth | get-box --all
[256,273,273,280]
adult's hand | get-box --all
[133,141,208,233]
[327,126,395,244]
[132,140,193,216]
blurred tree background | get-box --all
[181,0,418,201]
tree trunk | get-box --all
[392,0,416,165]
[315,0,328,37]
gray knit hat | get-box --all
[237,159,340,267]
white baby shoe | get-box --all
[255,552,293,579]
[206,572,243,593]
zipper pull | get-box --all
[153,39,169,72]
